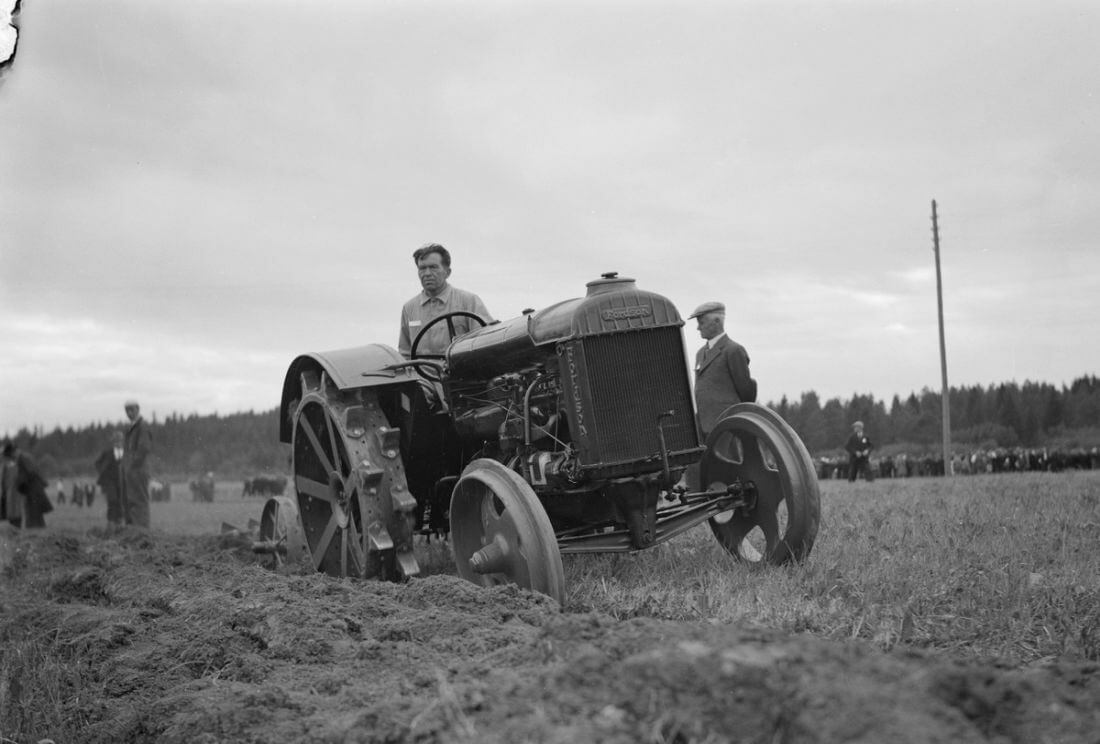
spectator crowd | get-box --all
[817,446,1100,479]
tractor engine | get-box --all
[443,273,703,495]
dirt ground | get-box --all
[2,526,1099,744]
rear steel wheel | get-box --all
[289,370,419,580]
[450,458,565,604]
[702,403,820,564]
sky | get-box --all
[2,0,1098,434]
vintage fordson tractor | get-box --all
[253,273,820,603]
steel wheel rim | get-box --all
[259,495,305,571]
[292,395,369,578]
[259,499,289,570]
[450,459,565,604]
[702,406,820,564]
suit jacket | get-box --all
[694,335,756,437]
[96,447,125,490]
[845,432,873,459]
[124,417,152,475]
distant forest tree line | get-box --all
[778,375,1100,456]
[9,409,287,482]
[6,376,1100,481]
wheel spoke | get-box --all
[296,474,334,503]
[741,434,768,470]
[720,517,755,550]
[752,468,785,510]
[480,493,510,535]
[756,504,781,554]
[299,413,336,475]
[706,457,742,489]
[312,515,339,571]
[704,432,745,489]
[340,528,348,576]
[325,411,344,475]
[476,486,497,529]
[272,514,289,557]
[346,518,365,576]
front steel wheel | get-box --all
[450,459,565,604]
[702,403,820,564]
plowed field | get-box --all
[3,516,1099,744]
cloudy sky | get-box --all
[2,0,1097,433]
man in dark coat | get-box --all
[677,301,756,493]
[122,400,153,528]
[95,430,126,526]
[845,421,875,482]
[689,301,757,439]
[1,440,51,528]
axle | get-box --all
[555,479,758,554]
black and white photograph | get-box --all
[3,2,1099,742]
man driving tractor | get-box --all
[398,243,492,358]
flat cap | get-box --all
[852,421,864,429]
[688,301,725,319]
[124,399,140,408]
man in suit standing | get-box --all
[845,421,875,482]
[95,430,126,526]
[677,302,755,493]
[122,400,153,528]
[689,301,757,440]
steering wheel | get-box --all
[410,311,489,361]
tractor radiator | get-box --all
[579,326,698,471]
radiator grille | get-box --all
[582,327,698,465]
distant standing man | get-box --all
[845,421,875,482]
[398,243,492,358]
[95,430,126,526]
[1,440,51,528]
[122,400,152,527]
[689,301,757,440]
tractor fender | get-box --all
[278,344,418,443]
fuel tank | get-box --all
[446,273,684,380]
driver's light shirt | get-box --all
[398,284,492,358]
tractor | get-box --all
[253,272,820,603]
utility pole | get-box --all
[932,200,952,475]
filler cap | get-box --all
[585,272,636,296]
